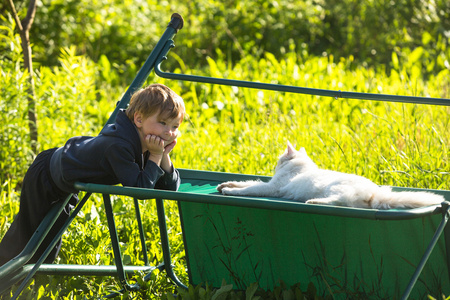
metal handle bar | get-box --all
[102,13,184,129]
[155,40,450,106]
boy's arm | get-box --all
[145,138,179,190]
[160,139,177,173]
[148,151,174,174]
[106,144,164,189]
[155,139,179,190]
[155,166,180,191]
[148,153,163,167]
[160,153,173,173]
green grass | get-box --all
[1,47,449,299]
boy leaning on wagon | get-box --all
[0,83,185,266]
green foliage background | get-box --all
[0,0,449,298]
[1,0,449,81]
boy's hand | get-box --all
[145,135,178,172]
[163,139,177,155]
[145,135,165,155]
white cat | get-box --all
[217,142,445,209]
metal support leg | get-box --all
[0,194,73,285]
[442,202,450,282]
[147,198,187,289]
[400,202,450,300]
[10,192,91,299]
[134,197,149,266]
[102,194,140,293]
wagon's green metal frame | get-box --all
[1,13,449,299]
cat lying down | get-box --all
[217,142,445,209]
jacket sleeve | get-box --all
[155,167,180,191]
[105,144,165,189]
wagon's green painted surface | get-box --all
[178,170,450,299]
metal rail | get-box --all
[154,40,450,106]
[74,180,448,221]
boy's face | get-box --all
[134,110,183,148]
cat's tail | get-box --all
[371,186,445,209]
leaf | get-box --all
[306,282,317,297]
[246,282,259,300]
[207,56,220,77]
[212,283,233,300]
[391,52,399,70]
[235,244,252,261]
[408,47,423,64]
[422,32,432,45]
[165,292,177,300]
[282,289,295,300]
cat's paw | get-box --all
[216,183,226,193]
[220,187,234,195]
[220,187,245,196]
[217,181,239,193]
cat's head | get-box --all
[275,141,315,172]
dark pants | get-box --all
[0,148,78,266]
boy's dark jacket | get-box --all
[50,109,179,193]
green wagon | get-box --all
[1,13,449,299]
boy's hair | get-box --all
[126,84,185,120]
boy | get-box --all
[0,83,185,266]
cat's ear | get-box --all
[299,147,307,154]
[286,141,296,156]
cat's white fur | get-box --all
[217,142,445,209]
